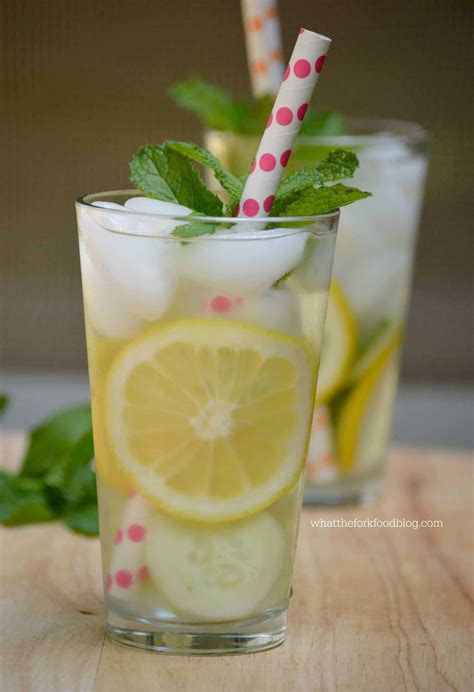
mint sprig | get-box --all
[170,78,345,137]
[166,141,243,206]
[271,150,370,216]
[129,144,223,216]
[129,141,370,234]
[170,78,255,133]
[1,405,98,535]
[277,184,371,216]
[275,150,358,203]
[0,394,8,415]
[0,473,55,526]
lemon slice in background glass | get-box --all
[316,281,357,404]
[106,319,314,522]
[350,320,403,383]
[337,328,402,473]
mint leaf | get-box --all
[166,141,243,204]
[172,218,219,238]
[130,144,223,216]
[0,471,54,526]
[170,79,344,137]
[1,404,97,534]
[129,145,179,203]
[275,150,359,207]
[64,504,98,536]
[0,394,8,415]
[169,78,253,132]
[279,184,371,216]
[301,111,345,136]
[44,429,96,507]
[21,405,92,478]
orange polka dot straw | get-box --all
[238,28,332,219]
[247,16,263,32]
[253,59,269,74]
[240,0,285,96]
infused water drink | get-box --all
[76,193,338,653]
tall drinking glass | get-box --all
[205,118,430,504]
[76,192,338,654]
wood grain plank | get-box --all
[0,432,105,692]
[94,449,473,692]
[0,435,472,692]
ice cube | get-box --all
[87,198,191,238]
[177,228,308,294]
[124,197,191,216]
[123,197,192,236]
[338,250,411,331]
[164,280,302,337]
[292,233,336,292]
[79,243,145,340]
[92,201,127,210]
[338,145,427,256]
[78,207,177,321]
[234,288,302,336]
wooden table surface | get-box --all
[1,433,472,692]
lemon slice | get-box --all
[316,281,357,404]
[337,328,402,473]
[86,333,130,495]
[106,319,314,522]
[350,320,402,383]
[146,512,286,621]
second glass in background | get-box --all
[206,118,430,504]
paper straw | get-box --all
[238,28,331,218]
[240,0,285,97]
[106,490,152,599]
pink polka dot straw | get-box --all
[240,0,285,97]
[106,491,152,599]
[239,28,331,219]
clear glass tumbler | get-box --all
[205,118,430,505]
[76,192,338,654]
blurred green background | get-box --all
[1,0,472,386]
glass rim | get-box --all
[76,190,340,228]
[207,116,430,149]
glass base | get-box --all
[106,609,287,655]
[304,474,382,506]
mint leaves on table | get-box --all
[0,394,9,415]
[0,405,98,536]
[0,473,55,526]
[129,142,370,233]
[21,404,92,478]
[170,77,345,137]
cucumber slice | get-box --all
[146,512,286,621]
